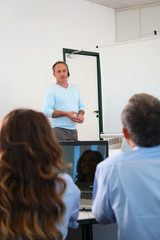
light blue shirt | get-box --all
[92,145,160,240]
[57,173,80,239]
[42,84,85,129]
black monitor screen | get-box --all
[59,141,108,185]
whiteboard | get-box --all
[100,37,160,134]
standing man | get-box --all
[92,93,160,240]
[43,61,85,141]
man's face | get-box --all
[53,63,68,85]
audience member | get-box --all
[0,109,80,240]
[92,93,160,240]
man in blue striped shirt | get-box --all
[92,93,160,240]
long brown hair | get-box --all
[0,109,68,240]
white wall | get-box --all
[0,0,115,121]
[116,3,160,42]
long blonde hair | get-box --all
[0,109,68,240]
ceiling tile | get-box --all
[86,0,160,9]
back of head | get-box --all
[0,109,66,240]
[121,93,160,147]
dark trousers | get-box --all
[53,127,78,141]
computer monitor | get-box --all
[59,141,108,185]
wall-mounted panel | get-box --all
[100,37,160,134]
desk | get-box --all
[66,211,95,240]
[78,211,96,240]
[66,211,117,240]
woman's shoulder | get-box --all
[58,173,79,190]
[60,173,80,201]
[59,173,73,183]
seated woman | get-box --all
[0,109,80,240]
[75,150,103,184]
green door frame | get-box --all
[63,48,103,137]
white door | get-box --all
[66,53,100,140]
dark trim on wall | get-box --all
[63,48,103,137]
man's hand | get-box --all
[77,110,85,123]
[67,111,84,123]
[77,113,84,123]
[52,110,85,123]
[67,111,79,122]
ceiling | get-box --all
[86,0,160,9]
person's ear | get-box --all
[122,127,130,140]
[53,72,56,77]
[122,127,135,148]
